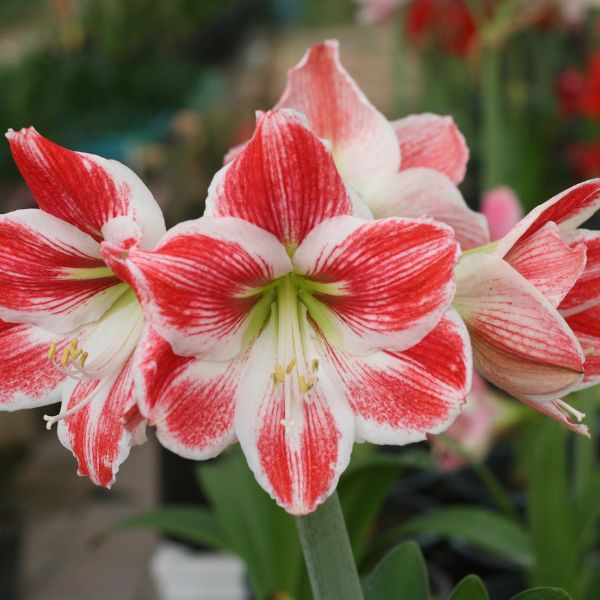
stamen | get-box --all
[80,351,89,367]
[60,348,71,366]
[555,398,586,422]
[299,375,309,394]
[47,343,58,360]
[43,380,107,430]
[273,363,285,384]
[311,358,319,372]
[285,358,297,374]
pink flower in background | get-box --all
[226,40,489,251]
[456,180,600,435]
[106,110,471,514]
[0,128,166,486]
[481,186,524,241]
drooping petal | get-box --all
[234,318,355,515]
[0,320,67,410]
[275,40,400,185]
[565,305,600,389]
[560,229,600,316]
[520,397,590,438]
[454,253,585,402]
[392,113,469,184]
[363,168,489,250]
[0,210,127,333]
[205,109,354,249]
[293,215,459,354]
[102,217,292,361]
[495,179,600,258]
[56,356,137,487]
[504,222,587,308]
[6,127,165,249]
[322,310,470,444]
[133,327,237,459]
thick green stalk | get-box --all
[480,48,503,192]
[295,492,364,600]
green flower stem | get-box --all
[480,47,503,192]
[295,492,364,600]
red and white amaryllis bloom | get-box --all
[225,40,489,251]
[104,109,471,514]
[454,180,600,436]
[0,128,166,486]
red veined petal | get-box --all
[293,215,459,354]
[565,305,600,389]
[364,168,489,250]
[234,318,355,515]
[392,113,469,184]
[102,216,292,361]
[560,229,600,316]
[56,356,138,487]
[454,253,584,402]
[322,310,470,444]
[275,40,400,185]
[206,109,353,249]
[134,327,237,459]
[495,179,600,258]
[0,320,67,410]
[504,222,587,308]
[0,209,126,333]
[6,127,165,248]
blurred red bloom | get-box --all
[569,142,600,178]
[556,52,600,120]
[580,53,600,120]
[555,69,585,118]
[405,0,478,57]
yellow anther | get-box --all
[273,363,285,384]
[299,374,309,394]
[80,351,89,367]
[47,343,58,360]
[584,347,595,357]
[70,347,82,360]
[311,359,319,372]
[69,338,79,349]
[60,348,71,366]
[307,377,315,390]
[285,358,297,374]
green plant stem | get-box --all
[295,492,364,600]
[480,47,503,192]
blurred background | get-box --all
[0,1,599,599]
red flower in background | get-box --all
[406,0,478,57]
[580,52,600,120]
[556,52,600,120]
[570,142,600,178]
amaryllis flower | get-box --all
[0,128,166,486]
[481,186,523,241]
[556,53,600,121]
[104,109,471,514]
[455,180,600,435]
[569,141,600,178]
[226,40,489,251]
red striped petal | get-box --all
[134,327,237,459]
[364,168,489,250]
[206,109,353,249]
[455,253,584,402]
[103,217,292,361]
[393,113,469,184]
[560,229,600,316]
[234,320,354,515]
[7,127,165,248]
[57,356,137,487]
[495,179,600,258]
[293,215,459,353]
[0,210,126,333]
[504,222,586,308]
[323,310,470,444]
[0,320,66,410]
[275,40,400,185]
[565,305,600,389]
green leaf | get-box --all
[92,505,226,549]
[374,506,532,567]
[197,447,306,600]
[580,554,600,600]
[364,541,429,600]
[449,575,490,600]
[525,421,577,591]
[510,588,573,600]
[339,449,435,560]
